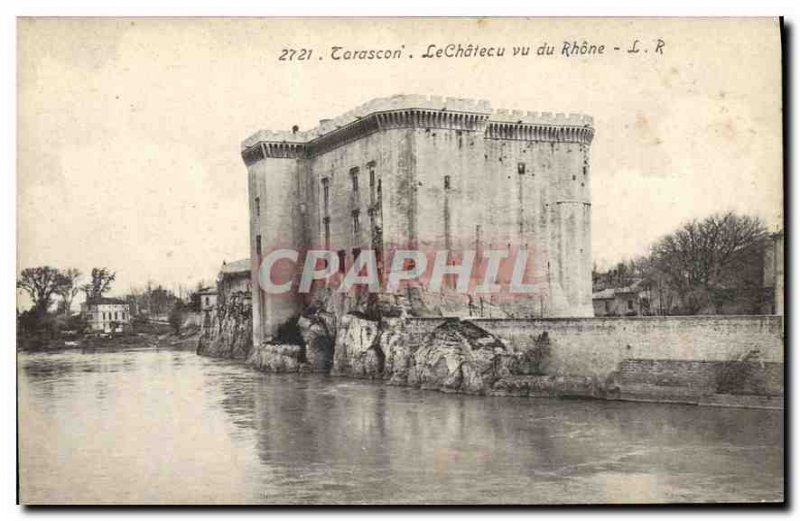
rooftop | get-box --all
[220,258,250,275]
[242,94,593,150]
[85,297,127,306]
[592,280,647,300]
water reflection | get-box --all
[19,348,783,505]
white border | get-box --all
[3,1,795,518]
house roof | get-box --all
[197,287,218,295]
[221,258,251,275]
[592,279,646,300]
[85,297,127,306]
[591,288,616,300]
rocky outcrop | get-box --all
[275,302,521,394]
[197,293,253,359]
[246,343,305,373]
[219,286,596,398]
[408,320,516,394]
[243,288,594,397]
[299,315,335,373]
[380,318,416,385]
[331,315,384,378]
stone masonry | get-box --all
[242,95,595,347]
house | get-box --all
[82,297,131,333]
[218,258,252,301]
[592,280,654,317]
[197,287,218,312]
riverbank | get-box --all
[242,312,784,411]
[18,330,200,353]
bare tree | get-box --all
[650,212,768,314]
[17,266,65,315]
[54,268,81,315]
[82,268,116,300]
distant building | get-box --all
[218,259,252,301]
[82,297,131,333]
[197,287,218,329]
[592,280,653,317]
[197,287,218,312]
[763,231,784,315]
[197,260,252,333]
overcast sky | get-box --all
[17,18,783,302]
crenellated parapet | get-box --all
[241,94,594,163]
[316,94,492,135]
[490,109,593,126]
[242,141,306,166]
[485,122,594,144]
[487,109,594,144]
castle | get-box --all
[241,95,595,346]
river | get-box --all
[18,347,783,505]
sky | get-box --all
[17,17,783,304]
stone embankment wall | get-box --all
[246,308,783,409]
[470,315,783,408]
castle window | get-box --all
[256,234,262,255]
[323,217,331,248]
[368,162,376,204]
[444,176,451,190]
[518,162,526,175]
[321,178,330,214]
[350,167,359,194]
[352,248,361,265]
[255,197,260,217]
[583,165,588,176]
[352,209,361,235]
[369,164,375,186]
[337,250,346,274]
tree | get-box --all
[17,266,64,315]
[54,268,81,315]
[149,285,175,317]
[82,267,116,300]
[168,300,186,334]
[188,281,205,312]
[649,212,767,314]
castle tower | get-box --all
[242,133,307,344]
